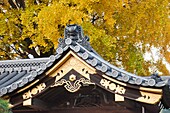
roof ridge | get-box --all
[0,57,50,64]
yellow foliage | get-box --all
[0,0,169,75]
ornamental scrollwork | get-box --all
[51,78,95,93]
[100,79,126,95]
[23,83,46,100]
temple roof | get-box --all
[0,24,169,97]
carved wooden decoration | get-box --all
[51,78,95,93]
[22,83,46,100]
[100,79,126,95]
[46,51,96,93]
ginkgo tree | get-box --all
[0,0,169,76]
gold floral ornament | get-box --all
[22,83,46,100]
[100,79,126,95]
[69,74,76,82]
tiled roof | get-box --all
[0,24,169,97]
[0,56,56,96]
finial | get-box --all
[57,24,91,51]
[64,24,83,41]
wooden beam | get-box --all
[13,106,137,113]
[115,94,124,102]
[23,98,49,111]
